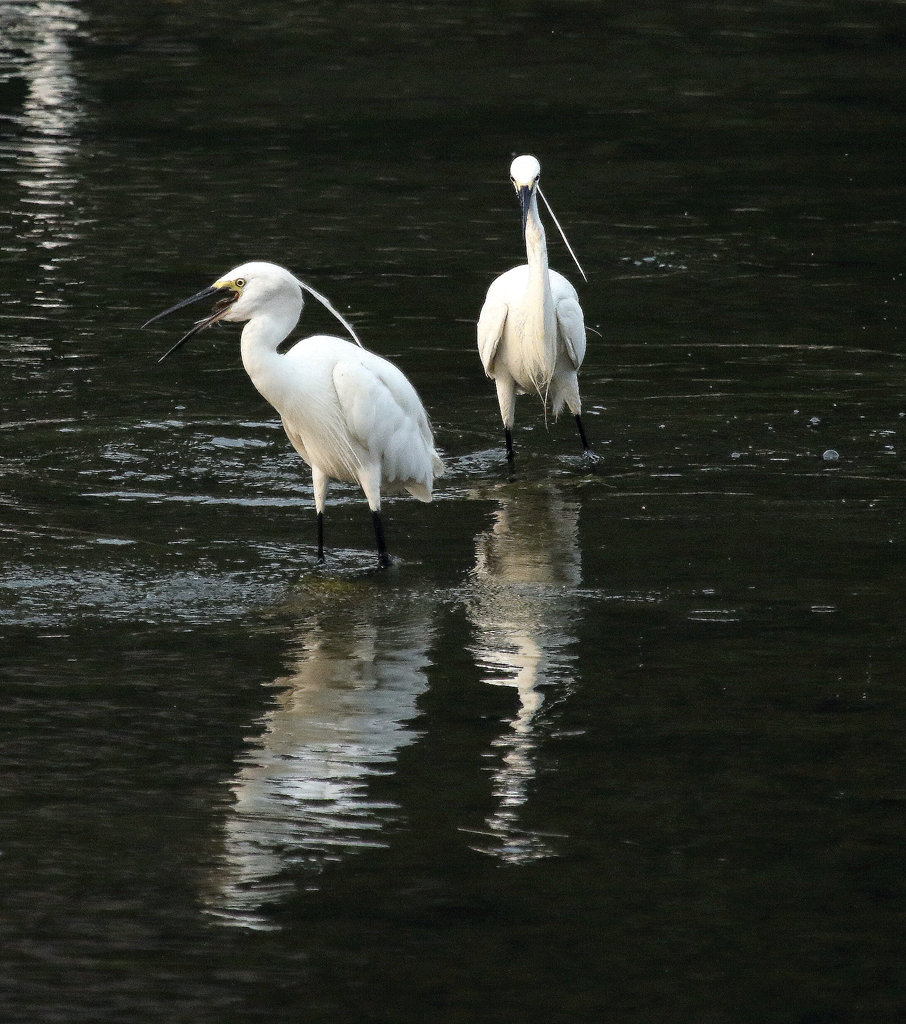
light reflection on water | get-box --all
[1,1,85,308]
[465,482,581,863]
[2,0,906,1018]
[202,590,435,929]
[192,481,585,926]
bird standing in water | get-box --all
[144,261,444,568]
[477,154,593,467]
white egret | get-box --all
[477,154,593,466]
[143,261,444,568]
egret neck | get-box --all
[522,187,558,390]
[240,303,302,408]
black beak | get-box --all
[518,184,532,237]
[142,285,237,363]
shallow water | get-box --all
[2,1,906,1022]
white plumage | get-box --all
[477,154,593,465]
[145,261,443,567]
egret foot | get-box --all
[575,415,603,470]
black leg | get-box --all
[575,414,602,466]
[574,414,591,453]
[316,511,325,563]
[372,510,391,568]
[504,427,515,467]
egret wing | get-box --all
[556,295,587,370]
[476,296,508,377]
[333,357,437,496]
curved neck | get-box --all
[239,306,300,404]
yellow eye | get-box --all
[235,278,246,288]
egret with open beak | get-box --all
[143,261,443,568]
[143,282,240,361]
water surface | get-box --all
[2,2,906,1021]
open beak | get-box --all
[142,285,239,363]
[517,184,532,237]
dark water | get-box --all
[2,1,906,1021]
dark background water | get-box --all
[2,1,906,1021]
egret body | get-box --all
[144,261,444,568]
[477,154,592,466]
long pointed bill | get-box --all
[141,285,238,363]
[537,184,588,283]
[518,184,532,239]
[142,285,225,328]
[294,276,363,347]
[155,316,217,363]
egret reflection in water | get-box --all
[2,1,85,305]
[467,481,581,863]
[203,591,436,929]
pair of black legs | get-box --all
[313,414,593,566]
[505,413,593,466]
[317,510,391,569]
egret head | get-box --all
[143,261,361,362]
[142,261,302,362]
[510,154,541,236]
[210,262,302,322]
[507,153,587,283]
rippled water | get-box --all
[3,1,906,1022]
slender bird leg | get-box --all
[357,465,391,567]
[312,467,329,564]
[316,511,325,564]
[495,377,517,471]
[574,414,602,465]
[574,414,591,453]
[372,510,391,568]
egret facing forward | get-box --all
[144,261,444,568]
[477,154,593,466]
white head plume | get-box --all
[537,184,587,284]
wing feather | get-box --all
[556,295,586,370]
[477,296,509,377]
[333,358,439,498]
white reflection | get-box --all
[467,481,581,863]
[3,2,85,304]
[203,594,434,929]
